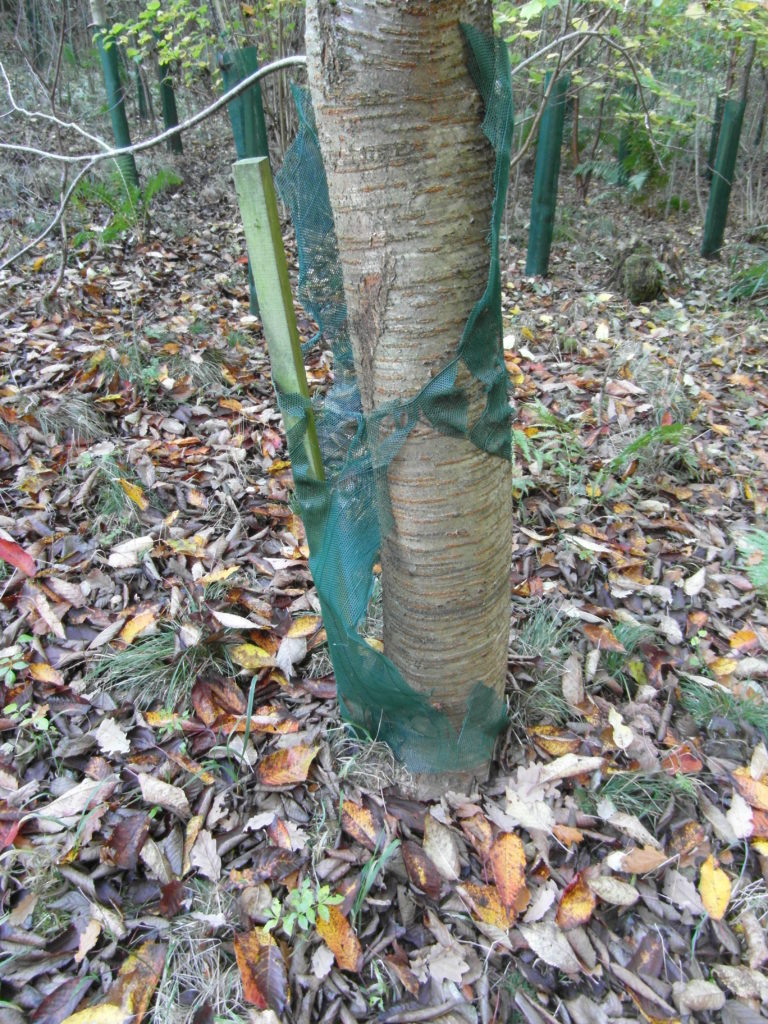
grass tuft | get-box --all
[680,678,768,742]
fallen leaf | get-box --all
[341,800,380,851]
[75,918,103,964]
[587,874,639,906]
[60,1008,129,1024]
[101,814,150,870]
[119,610,156,645]
[104,941,167,1023]
[138,774,191,818]
[583,623,626,652]
[36,776,118,834]
[402,840,442,899]
[423,813,461,881]
[0,537,36,576]
[556,872,596,929]
[489,832,526,910]
[561,653,584,705]
[699,854,730,920]
[615,846,667,873]
[673,978,725,1013]
[459,883,513,930]
[118,478,148,510]
[518,921,581,974]
[256,745,319,787]
[732,767,768,811]
[234,929,287,1012]
[94,718,131,756]
[684,566,707,596]
[608,707,633,750]
[316,905,363,972]
[231,643,274,671]
[190,829,221,881]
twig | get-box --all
[378,999,468,1024]
[0,53,308,273]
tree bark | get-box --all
[305,1,513,740]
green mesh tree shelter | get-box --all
[616,84,637,187]
[159,66,183,154]
[526,73,569,277]
[701,98,746,257]
[705,95,725,181]
[271,26,514,773]
[89,0,139,188]
[220,46,270,316]
[134,63,148,121]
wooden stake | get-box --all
[232,157,325,483]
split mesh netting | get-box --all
[273,26,514,772]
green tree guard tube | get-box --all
[220,46,270,315]
[159,66,183,154]
[526,73,569,277]
[135,63,148,121]
[705,95,725,180]
[89,0,139,188]
[701,98,746,258]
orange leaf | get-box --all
[0,538,36,577]
[661,746,703,774]
[119,610,156,645]
[732,767,768,812]
[342,800,380,851]
[459,883,513,930]
[256,745,319,787]
[316,905,363,972]
[555,873,596,930]
[729,629,759,652]
[489,832,527,911]
[583,623,625,652]
[552,824,584,847]
[234,928,287,1012]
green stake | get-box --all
[90,0,139,189]
[526,73,569,277]
[232,157,325,484]
[701,98,746,258]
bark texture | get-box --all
[306,0,513,730]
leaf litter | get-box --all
[1,171,768,1024]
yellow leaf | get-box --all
[120,610,156,645]
[699,855,731,921]
[33,256,46,272]
[489,832,527,912]
[555,872,596,929]
[286,616,322,638]
[231,643,274,670]
[118,478,148,510]
[521,325,534,340]
[28,662,64,684]
[709,657,737,678]
[198,565,241,586]
[61,1007,129,1024]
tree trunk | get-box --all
[305,1,513,752]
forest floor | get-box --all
[1,146,768,1024]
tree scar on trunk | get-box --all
[349,257,395,414]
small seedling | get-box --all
[0,635,33,685]
[264,879,343,938]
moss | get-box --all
[622,252,663,304]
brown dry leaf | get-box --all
[673,979,725,1013]
[556,872,596,929]
[517,921,581,974]
[459,883,513,929]
[732,767,768,811]
[401,840,442,899]
[101,814,150,870]
[104,941,167,1023]
[618,846,668,873]
[341,799,380,851]
[561,652,584,706]
[423,813,461,881]
[119,610,156,645]
[190,828,221,881]
[699,854,731,920]
[587,874,639,907]
[583,623,626,652]
[489,832,526,910]
[233,928,287,1013]
[316,904,363,973]
[36,776,118,834]
[137,774,191,818]
[256,744,319,786]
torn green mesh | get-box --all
[274,25,514,772]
